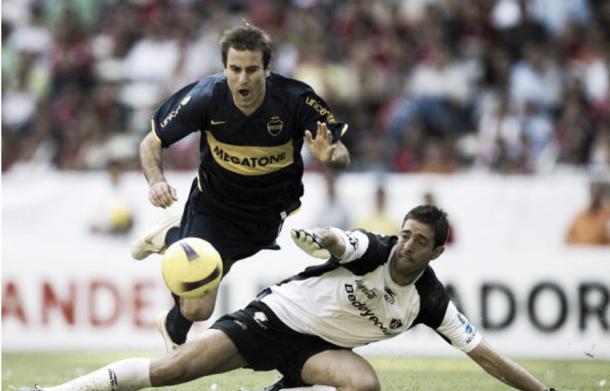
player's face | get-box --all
[393,219,444,278]
[224,48,269,115]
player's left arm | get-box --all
[435,302,554,391]
[299,90,350,169]
[305,121,350,169]
[467,339,553,391]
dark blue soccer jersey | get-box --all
[151,73,347,222]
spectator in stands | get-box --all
[89,160,135,236]
[565,181,610,245]
[1,0,609,173]
[352,183,399,235]
[314,171,350,229]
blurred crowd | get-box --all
[2,0,610,175]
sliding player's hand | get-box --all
[305,121,335,164]
[291,228,331,259]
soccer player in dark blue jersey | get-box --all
[130,24,350,351]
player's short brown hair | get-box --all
[403,205,449,247]
[220,25,273,69]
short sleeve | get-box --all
[298,91,348,143]
[337,231,396,276]
[331,229,370,263]
[152,77,216,148]
[436,301,482,353]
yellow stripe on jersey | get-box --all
[150,119,162,143]
[205,131,294,176]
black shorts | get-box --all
[179,179,282,272]
[210,301,347,385]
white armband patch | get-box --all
[329,228,369,264]
[436,302,482,353]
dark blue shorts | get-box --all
[178,179,282,273]
[210,300,347,385]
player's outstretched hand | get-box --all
[148,181,178,208]
[291,228,331,259]
[305,121,335,164]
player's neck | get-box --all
[389,256,425,286]
[234,93,265,116]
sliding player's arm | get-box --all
[290,227,370,263]
[467,340,553,391]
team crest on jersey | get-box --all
[389,319,403,329]
[266,116,284,136]
[383,287,396,304]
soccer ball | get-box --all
[161,237,223,298]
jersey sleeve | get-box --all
[336,230,396,275]
[151,78,215,148]
[436,301,482,353]
[331,228,370,263]
[298,90,348,143]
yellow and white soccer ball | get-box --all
[161,237,223,298]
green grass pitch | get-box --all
[2,352,608,390]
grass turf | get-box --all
[2,352,608,390]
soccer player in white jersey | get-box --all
[19,205,556,391]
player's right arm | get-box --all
[290,227,370,261]
[140,131,177,208]
[142,77,216,208]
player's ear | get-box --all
[265,66,271,77]
[430,245,445,261]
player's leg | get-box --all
[150,329,247,386]
[301,350,380,391]
[160,266,224,349]
[180,282,220,320]
[20,329,247,391]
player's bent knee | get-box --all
[181,304,214,321]
[351,373,380,391]
[180,295,216,321]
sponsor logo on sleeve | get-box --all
[457,313,477,344]
[304,97,336,124]
[346,232,359,251]
[160,95,192,128]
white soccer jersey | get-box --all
[261,229,482,352]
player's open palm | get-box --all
[305,121,335,164]
[148,181,178,208]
